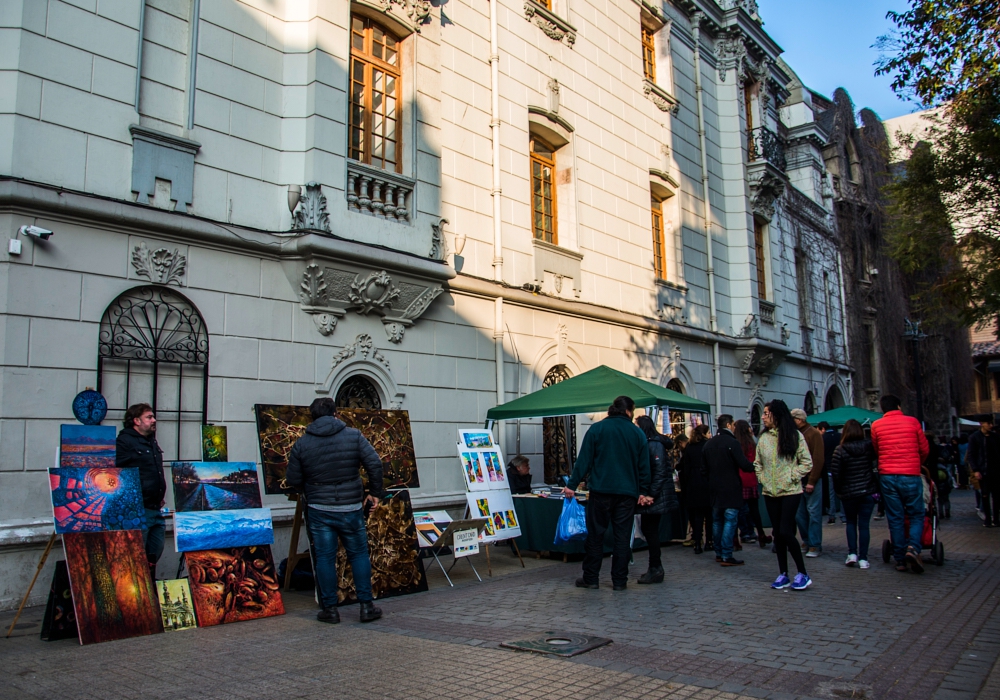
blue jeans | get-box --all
[712,507,739,560]
[796,478,823,549]
[828,473,843,519]
[880,474,925,561]
[842,495,876,560]
[306,507,373,607]
[143,508,164,567]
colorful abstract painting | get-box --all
[174,508,274,553]
[201,425,228,462]
[40,560,77,642]
[185,546,285,626]
[465,491,521,543]
[171,462,262,512]
[59,424,116,469]
[157,579,198,631]
[335,490,427,604]
[62,530,163,645]
[338,409,420,490]
[254,404,312,494]
[49,467,144,533]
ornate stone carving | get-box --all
[749,170,786,222]
[331,333,391,373]
[738,314,760,339]
[299,264,328,306]
[643,80,680,114]
[429,218,448,260]
[523,2,576,45]
[350,271,401,315]
[291,182,331,232]
[382,286,444,343]
[716,31,768,84]
[131,242,187,286]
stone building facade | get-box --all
[0,0,851,607]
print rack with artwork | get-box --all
[456,429,525,574]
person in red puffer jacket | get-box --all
[871,395,929,573]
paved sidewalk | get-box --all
[2,490,997,700]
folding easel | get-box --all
[424,518,488,586]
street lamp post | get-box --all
[903,318,928,425]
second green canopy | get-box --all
[485,365,711,421]
[805,405,883,428]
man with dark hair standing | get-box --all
[818,421,843,524]
[968,414,1000,528]
[286,397,385,624]
[871,394,929,572]
[563,396,652,591]
[115,403,166,579]
[791,408,825,557]
[703,414,755,566]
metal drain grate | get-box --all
[500,631,612,657]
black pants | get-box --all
[640,513,662,569]
[982,479,1000,526]
[764,494,807,576]
[688,506,711,545]
[746,497,766,539]
[582,492,635,586]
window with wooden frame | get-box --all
[754,220,768,300]
[530,136,557,244]
[651,196,666,280]
[350,15,402,173]
[641,25,656,82]
[534,0,552,9]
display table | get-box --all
[512,495,685,556]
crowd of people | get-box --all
[562,394,1000,592]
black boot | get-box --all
[637,566,664,584]
[317,608,340,624]
[360,601,382,623]
[693,542,703,554]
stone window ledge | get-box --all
[643,79,679,114]
[532,238,583,294]
[523,1,576,46]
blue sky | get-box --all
[756,0,916,120]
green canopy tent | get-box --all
[485,365,711,422]
[805,405,883,428]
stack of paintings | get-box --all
[49,424,163,645]
[170,458,284,626]
[457,429,521,542]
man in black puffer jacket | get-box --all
[115,403,166,578]
[285,398,384,624]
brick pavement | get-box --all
[1,490,997,700]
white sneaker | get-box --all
[859,559,870,569]
[845,554,858,566]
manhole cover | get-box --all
[500,631,612,657]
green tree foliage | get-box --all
[877,1,1000,328]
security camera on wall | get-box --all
[18,225,53,240]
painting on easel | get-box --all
[254,405,312,494]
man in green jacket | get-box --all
[563,396,652,591]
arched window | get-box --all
[825,385,845,411]
[335,375,383,410]
[666,378,687,437]
[804,391,816,415]
[750,404,763,437]
[97,286,209,460]
[542,365,575,484]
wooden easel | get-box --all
[463,505,525,577]
[6,533,57,638]
[283,495,311,591]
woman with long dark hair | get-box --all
[678,424,712,554]
[828,419,878,569]
[635,416,678,583]
[734,419,771,547]
[754,400,814,590]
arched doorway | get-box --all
[335,375,383,410]
[825,385,845,411]
[666,378,687,437]
[542,365,576,484]
[97,285,209,460]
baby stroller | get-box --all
[881,476,945,566]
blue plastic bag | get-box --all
[554,497,588,545]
